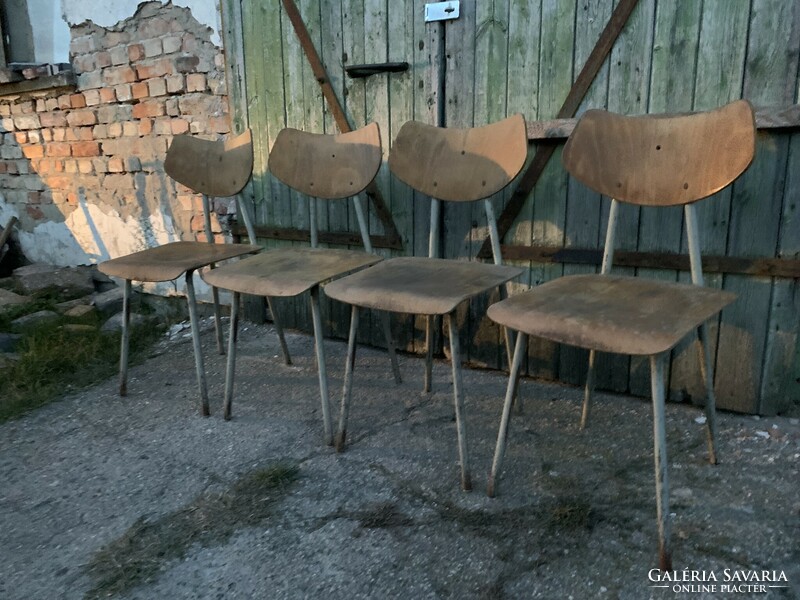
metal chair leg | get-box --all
[447,311,472,492]
[650,353,672,571]
[336,305,360,452]
[267,296,292,365]
[185,270,210,416]
[223,292,240,421]
[580,349,597,430]
[488,331,528,497]
[696,323,719,464]
[211,281,225,355]
[424,315,435,392]
[310,286,333,445]
[118,279,131,396]
[381,311,402,384]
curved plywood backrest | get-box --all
[164,129,253,197]
[562,100,755,206]
[388,114,528,202]
[268,122,382,199]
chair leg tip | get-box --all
[334,432,346,453]
[461,474,472,492]
[487,479,496,498]
[201,406,211,417]
[659,550,672,571]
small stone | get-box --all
[11,310,60,329]
[64,304,95,318]
[694,415,707,425]
[754,430,769,439]
[55,296,93,312]
[101,312,147,333]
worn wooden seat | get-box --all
[486,100,755,570]
[201,123,393,442]
[98,130,260,413]
[326,115,528,490]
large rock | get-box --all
[11,310,60,329]
[0,332,22,352]
[0,288,30,309]
[93,287,129,315]
[13,264,95,297]
[101,312,148,333]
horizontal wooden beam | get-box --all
[230,222,403,250]
[0,71,76,98]
[500,245,800,278]
[526,104,800,140]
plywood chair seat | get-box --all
[202,247,381,298]
[99,241,259,283]
[325,256,522,316]
[487,274,735,356]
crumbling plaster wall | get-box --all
[0,1,236,296]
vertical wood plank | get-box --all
[558,0,610,385]
[715,0,799,412]
[669,0,750,404]
[527,0,575,380]
[628,0,700,398]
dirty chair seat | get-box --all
[99,241,260,282]
[202,247,382,298]
[487,274,735,356]
[324,256,523,316]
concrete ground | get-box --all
[1,319,798,599]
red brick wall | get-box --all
[0,1,235,259]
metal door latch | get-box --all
[424,1,460,23]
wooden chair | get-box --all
[325,115,528,490]
[99,131,261,415]
[202,123,392,444]
[486,100,755,568]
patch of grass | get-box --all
[84,464,299,599]
[0,316,163,422]
[357,501,413,529]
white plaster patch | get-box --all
[61,0,222,46]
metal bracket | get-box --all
[424,1,460,23]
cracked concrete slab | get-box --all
[0,320,798,599]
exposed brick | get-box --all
[40,112,68,128]
[125,156,142,172]
[107,123,123,138]
[22,145,44,158]
[52,128,66,142]
[83,89,102,106]
[26,205,44,221]
[14,115,40,130]
[13,132,27,144]
[77,159,94,174]
[103,66,137,86]
[138,119,153,136]
[153,118,170,136]
[105,31,130,47]
[72,141,101,157]
[64,160,78,174]
[92,124,108,139]
[165,74,185,94]
[94,51,113,69]
[171,119,189,135]
[174,56,200,73]
[104,173,135,190]
[191,214,221,232]
[209,76,226,96]
[132,100,165,119]
[78,70,104,90]
[0,145,22,159]
[178,95,223,116]
[181,34,198,53]
[109,45,129,66]
[47,143,72,157]
[100,139,124,155]
[165,98,180,116]
[5,160,18,173]
[23,176,46,191]
[177,194,203,212]
[40,129,52,142]
[0,162,6,174]
[57,94,72,110]
[35,99,47,112]
[139,17,169,37]
[114,84,133,102]
[128,43,145,62]
[92,158,108,173]
[97,105,132,123]
[186,73,206,92]
[10,101,33,115]
[163,36,182,54]
[214,54,226,70]
[148,77,167,97]
[33,159,50,174]
[27,191,41,204]
[70,35,96,55]
[45,98,58,111]
[122,122,138,137]
[99,88,117,104]
[0,105,9,116]
[70,94,87,109]
[15,159,29,174]
[67,111,97,127]
[131,81,149,99]
[0,117,13,131]
[136,58,173,80]
[108,157,125,173]
[143,38,163,58]
[189,120,204,134]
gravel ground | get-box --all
[1,319,798,599]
